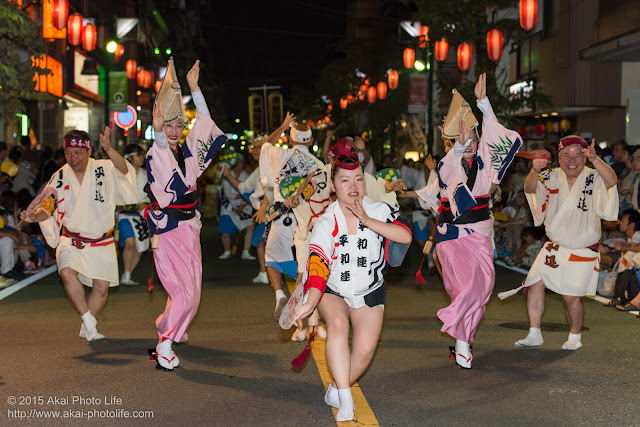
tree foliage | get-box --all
[0,2,47,119]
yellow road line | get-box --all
[287,281,379,426]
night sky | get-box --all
[196,0,348,129]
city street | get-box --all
[1,219,638,426]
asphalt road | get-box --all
[1,219,639,426]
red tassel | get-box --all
[415,254,427,285]
[148,277,154,293]
[291,327,315,368]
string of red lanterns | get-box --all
[388,70,398,90]
[377,82,387,100]
[457,42,472,71]
[435,39,449,62]
[519,0,538,31]
[367,86,377,104]
[82,23,96,51]
[403,48,415,69]
[114,43,125,62]
[486,29,503,61]
[418,25,429,48]
[52,0,68,31]
[126,59,137,79]
[67,13,83,46]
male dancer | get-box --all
[21,128,139,340]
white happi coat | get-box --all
[524,167,619,295]
[292,163,397,272]
[40,158,139,287]
[304,197,399,303]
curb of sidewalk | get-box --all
[0,265,57,301]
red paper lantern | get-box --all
[137,68,145,87]
[67,13,83,46]
[517,126,528,137]
[519,0,538,31]
[388,69,399,90]
[419,25,429,48]
[126,59,137,79]
[145,70,152,88]
[155,80,162,93]
[347,94,355,103]
[367,86,377,103]
[486,29,503,61]
[97,24,108,50]
[82,24,96,51]
[457,42,472,71]
[534,123,545,135]
[377,82,387,100]
[403,48,415,69]
[114,44,124,62]
[52,0,68,30]
[435,39,449,62]
[340,97,348,110]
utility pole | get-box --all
[248,84,281,134]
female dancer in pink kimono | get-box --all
[436,74,522,368]
[145,58,226,371]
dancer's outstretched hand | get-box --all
[99,126,112,153]
[474,73,487,101]
[153,100,164,132]
[187,60,200,92]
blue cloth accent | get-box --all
[475,154,484,170]
[251,222,266,248]
[436,223,459,243]
[218,214,240,235]
[117,218,135,247]
[146,210,179,236]
[452,182,477,217]
[167,171,190,202]
[205,135,227,165]
[181,142,193,159]
[497,136,522,181]
[145,155,155,184]
[413,221,429,241]
[31,237,46,262]
[242,191,253,203]
[266,260,298,279]
[437,161,447,190]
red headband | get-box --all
[558,135,587,151]
[64,138,91,150]
[328,138,360,170]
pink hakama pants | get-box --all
[436,232,494,343]
[154,223,202,343]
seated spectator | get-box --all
[507,227,546,268]
[601,210,640,303]
[610,139,629,178]
[495,192,532,254]
[9,145,35,196]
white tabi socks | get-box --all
[454,339,472,369]
[515,327,544,348]
[336,388,354,422]
[80,311,104,341]
[562,332,582,350]
[156,339,175,370]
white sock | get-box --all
[336,388,354,422]
[121,271,131,282]
[80,311,97,339]
[515,327,543,347]
[562,332,582,350]
[324,384,339,408]
[275,289,286,300]
[455,339,472,368]
[157,338,173,354]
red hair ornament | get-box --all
[327,138,360,170]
